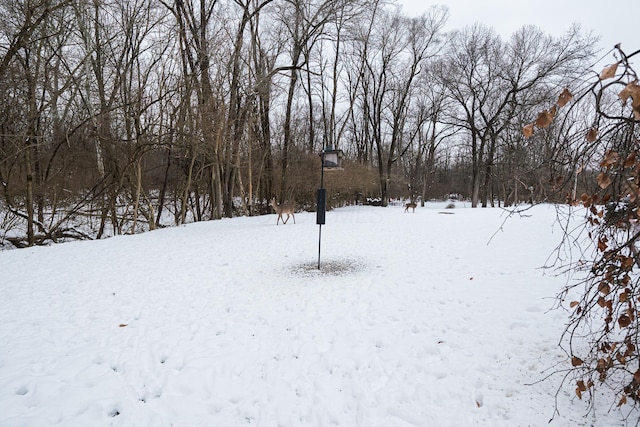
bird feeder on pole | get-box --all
[317,146,344,269]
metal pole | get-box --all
[317,223,322,269]
[317,152,325,269]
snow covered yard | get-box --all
[0,203,630,426]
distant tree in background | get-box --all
[440,24,596,208]
[0,0,601,248]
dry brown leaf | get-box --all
[625,82,640,120]
[618,395,628,407]
[600,62,619,80]
[619,81,639,105]
[535,110,553,128]
[619,315,632,328]
[570,301,580,308]
[523,123,535,138]
[597,172,612,189]
[571,356,584,366]
[624,152,636,168]
[586,128,598,142]
[557,88,573,107]
[600,151,619,167]
[119,323,128,327]
[620,291,629,302]
[618,82,640,120]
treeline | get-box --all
[0,0,602,247]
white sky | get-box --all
[398,0,638,65]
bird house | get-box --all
[321,146,343,170]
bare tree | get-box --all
[0,0,78,245]
[411,68,457,204]
[353,5,447,205]
[0,0,70,78]
[274,0,346,199]
[440,24,595,207]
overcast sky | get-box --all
[397,0,637,67]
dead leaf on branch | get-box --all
[600,62,619,80]
[619,81,639,105]
[619,315,632,328]
[619,395,628,407]
[619,81,640,120]
[600,151,619,168]
[523,123,534,138]
[536,110,554,128]
[620,291,629,302]
[597,357,608,369]
[586,128,598,142]
[621,256,635,271]
[597,172,612,189]
[624,152,636,168]
[572,356,584,366]
[580,193,591,207]
[557,88,573,107]
[598,282,611,295]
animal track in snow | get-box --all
[15,385,28,395]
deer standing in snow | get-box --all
[269,198,295,225]
[404,201,417,213]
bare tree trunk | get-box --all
[24,137,35,246]
[281,63,299,198]
[156,148,172,226]
[179,149,197,225]
[482,135,497,207]
[422,124,437,205]
[132,159,142,233]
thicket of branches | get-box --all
[1,0,599,248]
[530,46,640,421]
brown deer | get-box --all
[404,202,417,213]
[269,198,295,225]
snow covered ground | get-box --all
[0,202,632,426]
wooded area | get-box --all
[0,0,604,247]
